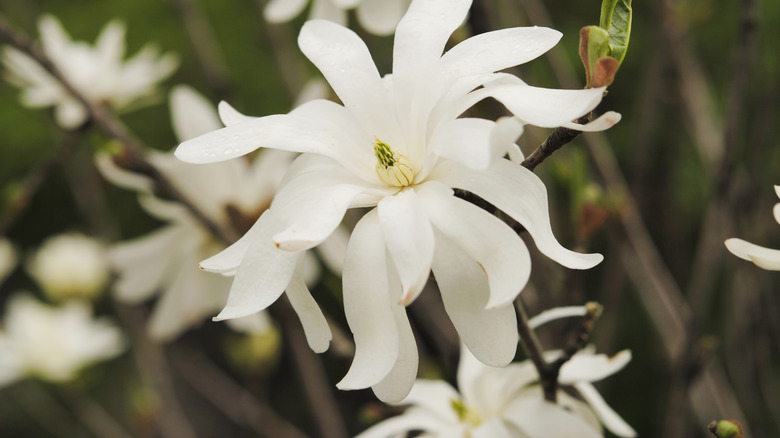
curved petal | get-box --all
[217,101,257,126]
[432,159,603,269]
[94,152,155,193]
[491,116,525,161]
[418,181,530,308]
[559,350,632,384]
[377,190,434,305]
[561,111,622,132]
[402,380,460,422]
[440,27,561,79]
[393,0,471,76]
[297,20,393,140]
[213,211,300,320]
[528,306,588,329]
[432,229,518,367]
[170,85,221,141]
[263,0,308,22]
[471,418,515,438]
[355,407,451,438]
[504,397,603,438]
[725,238,780,270]
[574,381,637,437]
[356,0,407,36]
[482,80,606,128]
[430,118,495,170]
[285,264,331,353]
[371,291,418,402]
[199,213,266,273]
[338,209,399,390]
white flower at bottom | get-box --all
[27,233,110,302]
[725,185,780,270]
[264,0,411,36]
[177,0,618,402]
[2,15,177,129]
[0,294,124,386]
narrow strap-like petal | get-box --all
[559,350,632,384]
[285,264,332,353]
[574,381,637,437]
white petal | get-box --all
[491,116,525,161]
[356,0,407,36]
[401,380,460,422]
[393,0,471,76]
[371,282,418,402]
[263,0,308,22]
[55,99,88,129]
[199,214,266,273]
[377,190,434,305]
[774,202,780,225]
[561,111,622,132]
[431,118,495,170]
[292,78,330,108]
[725,238,780,270]
[432,159,603,270]
[94,152,154,192]
[95,20,126,67]
[0,337,23,387]
[574,381,637,437]
[471,418,515,438]
[559,350,632,384]
[214,212,300,320]
[440,27,561,78]
[217,101,257,126]
[355,407,450,438]
[38,15,71,63]
[418,181,530,308]
[483,80,606,128]
[297,20,394,140]
[170,85,222,141]
[285,266,331,353]
[528,306,588,330]
[432,230,518,367]
[504,397,602,438]
[316,225,349,275]
[338,210,398,390]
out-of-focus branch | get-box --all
[59,389,136,438]
[0,14,237,245]
[271,296,348,438]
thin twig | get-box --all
[271,296,349,438]
[0,14,237,245]
[521,113,593,171]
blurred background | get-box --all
[0,0,779,437]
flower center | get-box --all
[450,398,481,426]
[373,137,414,187]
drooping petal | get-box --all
[217,101,256,126]
[528,306,588,330]
[338,210,399,390]
[213,211,300,320]
[574,381,637,438]
[432,159,603,270]
[298,20,394,140]
[357,0,407,36]
[94,152,155,193]
[440,27,561,79]
[430,118,495,170]
[199,214,266,273]
[170,85,222,141]
[725,238,780,270]
[561,111,622,132]
[377,190,434,305]
[432,229,518,367]
[491,116,525,161]
[285,264,332,353]
[393,0,471,76]
[263,0,308,22]
[559,350,632,384]
[417,181,530,308]
[372,261,419,402]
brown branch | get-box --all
[0,14,237,245]
[521,113,593,171]
[271,296,348,438]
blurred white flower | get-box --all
[98,83,342,342]
[2,15,178,129]
[0,238,17,286]
[0,294,124,386]
[27,233,109,302]
[725,185,780,270]
[358,308,635,438]
[177,0,616,401]
[264,0,411,36]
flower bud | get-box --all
[28,233,110,301]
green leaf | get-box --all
[599,0,632,65]
[587,26,612,76]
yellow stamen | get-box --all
[373,137,414,187]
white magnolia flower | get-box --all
[725,185,780,270]
[176,0,618,401]
[0,294,124,386]
[0,238,17,286]
[358,308,636,438]
[264,0,411,36]
[2,15,178,129]
[27,233,110,302]
[98,84,339,342]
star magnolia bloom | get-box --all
[725,185,780,270]
[98,84,341,342]
[176,0,618,401]
[264,0,411,36]
[0,294,125,386]
[357,308,636,438]
[2,15,178,129]
[27,233,110,302]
